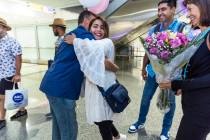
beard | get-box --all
[0,32,6,39]
[158,14,166,22]
[54,31,59,36]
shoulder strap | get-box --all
[154,22,186,33]
[97,80,118,96]
[97,85,106,96]
[192,28,210,46]
[154,23,161,33]
[177,22,187,33]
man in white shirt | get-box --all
[0,17,26,129]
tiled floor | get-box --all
[0,63,209,140]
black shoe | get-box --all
[45,113,52,118]
[10,110,28,121]
[0,120,6,129]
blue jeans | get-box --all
[47,95,78,140]
[136,75,176,135]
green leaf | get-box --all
[139,37,145,45]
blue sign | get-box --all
[13,93,24,103]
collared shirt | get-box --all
[146,20,185,77]
[0,34,22,80]
[40,26,95,100]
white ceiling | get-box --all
[23,0,80,8]
[22,0,158,16]
[19,0,159,21]
[0,0,79,25]
[0,0,159,39]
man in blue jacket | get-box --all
[40,10,96,140]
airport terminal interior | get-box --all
[0,0,210,140]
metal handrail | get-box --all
[114,8,187,46]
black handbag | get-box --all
[48,59,54,69]
[97,80,131,113]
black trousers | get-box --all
[95,120,119,140]
[176,115,210,140]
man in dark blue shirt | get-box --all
[40,10,96,140]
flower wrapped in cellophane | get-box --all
[140,29,202,113]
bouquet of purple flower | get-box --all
[140,29,202,113]
[143,31,190,64]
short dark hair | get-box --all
[158,0,177,8]
[184,0,210,26]
[88,16,109,38]
[78,10,97,25]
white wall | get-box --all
[9,20,78,62]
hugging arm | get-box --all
[104,59,119,72]
[65,35,119,72]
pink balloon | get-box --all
[79,0,101,8]
[177,0,187,14]
[88,0,109,14]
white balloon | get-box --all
[79,0,101,8]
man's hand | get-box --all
[12,74,21,83]
[141,69,147,80]
[64,33,76,45]
[141,54,149,81]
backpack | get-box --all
[154,21,187,33]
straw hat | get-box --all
[49,18,66,27]
[0,17,11,31]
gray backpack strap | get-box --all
[154,22,186,33]
[178,22,187,33]
[154,23,161,33]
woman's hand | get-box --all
[160,82,183,96]
[64,33,76,45]
[104,59,119,72]
[176,89,182,96]
[159,82,172,89]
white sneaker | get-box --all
[114,133,127,140]
[160,134,170,140]
[128,124,145,133]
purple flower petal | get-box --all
[145,36,153,43]
[169,38,182,48]
[160,50,170,60]
[149,47,159,55]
